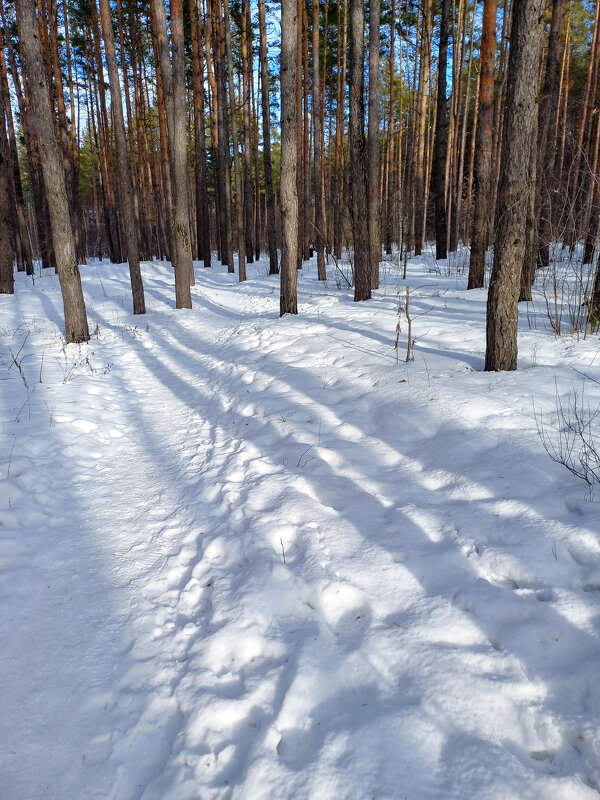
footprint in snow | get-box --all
[318,582,371,648]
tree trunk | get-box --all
[241,0,254,265]
[151,0,193,306]
[536,0,565,268]
[485,0,544,371]
[367,0,380,288]
[212,0,233,271]
[414,0,432,256]
[223,0,245,280]
[431,0,451,260]
[349,0,370,301]
[0,105,15,293]
[468,0,498,289]
[313,0,326,280]
[280,0,298,315]
[15,0,89,342]
[189,0,211,268]
[98,0,146,314]
[258,0,278,274]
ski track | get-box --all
[1,256,600,799]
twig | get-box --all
[280,538,287,565]
[7,436,16,478]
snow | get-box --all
[1,250,599,799]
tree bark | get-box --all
[485,0,544,371]
[468,0,498,289]
[431,0,451,260]
[367,0,380,288]
[151,0,193,306]
[414,0,432,256]
[241,0,254,265]
[536,0,565,268]
[16,0,89,341]
[223,0,245,280]
[258,0,278,274]
[349,0,370,301]
[280,0,298,315]
[313,0,326,280]
[0,105,15,293]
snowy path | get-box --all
[1,257,600,799]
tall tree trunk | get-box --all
[98,0,145,313]
[190,0,211,267]
[485,0,544,371]
[0,34,33,275]
[0,105,15,293]
[536,0,565,268]
[15,0,89,342]
[280,0,298,314]
[212,0,233,271]
[241,0,254,264]
[468,0,498,289]
[384,0,395,255]
[258,0,278,274]
[223,0,245,280]
[367,0,380,288]
[313,0,326,280]
[151,0,193,306]
[431,0,451,260]
[349,0,370,301]
[414,0,432,256]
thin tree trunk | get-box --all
[349,0,370,301]
[431,0,451,260]
[98,0,145,313]
[536,0,565,267]
[468,0,498,289]
[242,0,254,264]
[367,0,380,288]
[223,0,245,280]
[414,0,432,256]
[313,0,326,279]
[280,0,298,314]
[258,0,278,273]
[0,105,15,293]
[190,0,211,267]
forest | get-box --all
[1,0,600,364]
[1,0,600,797]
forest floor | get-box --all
[1,249,600,799]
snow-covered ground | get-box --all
[1,251,599,800]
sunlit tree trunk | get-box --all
[15,0,89,342]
